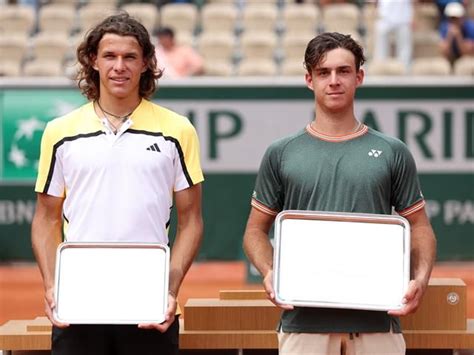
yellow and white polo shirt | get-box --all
[35,99,204,244]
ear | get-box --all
[305,72,314,91]
[356,67,365,87]
[141,60,147,73]
[92,56,98,71]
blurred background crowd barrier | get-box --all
[0,0,474,77]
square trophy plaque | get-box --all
[53,242,169,324]
[273,211,410,311]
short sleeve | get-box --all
[251,144,283,216]
[173,120,204,191]
[35,122,65,197]
[390,141,425,217]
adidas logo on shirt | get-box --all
[146,143,161,152]
[368,149,382,158]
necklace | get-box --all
[311,120,362,135]
[95,100,140,134]
[96,100,137,121]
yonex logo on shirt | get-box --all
[146,143,161,152]
[368,149,382,158]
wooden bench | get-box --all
[1,279,473,355]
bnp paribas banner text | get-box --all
[0,83,473,261]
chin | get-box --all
[326,104,349,112]
[110,90,132,99]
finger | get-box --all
[51,318,70,328]
[267,297,294,311]
[139,321,171,333]
[388,298,419,316]
[138,323,156,329]
[44,298,69,328]
[263,281,275,300]
[48,310,70,328]
[390,306,413,316]
[277,303,294,311]
[154,322,171,333]
[265,289,275,301]
[388,309,403,316]
[402,281,419,303]
[263,282,294,310]
[262,273,293,310]
[388,303,410,316]
[48,311,70,328]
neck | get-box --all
[97,96,142,118]
[313,106,359,136]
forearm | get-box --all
[31,211,63,291]
[168,217,203,296]
[410,224,436,288]
[243,226,274,277]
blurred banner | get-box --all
[0,79,473,262]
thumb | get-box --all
[404,281,418,302]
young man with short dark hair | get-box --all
[243,32,436,354]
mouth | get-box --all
[327,92,344,96]
[110,77,129,84]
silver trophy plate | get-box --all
[54,242,169,324]
[273,211,410,311]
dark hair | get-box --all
[156,27,175,38]
[76,12,162,100]
[304,32,366,74]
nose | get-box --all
[329,71,339,85]
[113,57,125,71]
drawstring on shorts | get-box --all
[348,332,360,340]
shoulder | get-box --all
[143,100,185,120]
[260,130,307,167]
[365,127,408,149]
[266,129,307,154]
[48,104,87,126]
[365,127,414,162]
[43,103,91,139]
[145,100,195,132]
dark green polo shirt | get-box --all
[251,124,425,333]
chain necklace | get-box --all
[310,120,362,135]
[95,100,140,134]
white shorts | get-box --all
[278,330,406,355]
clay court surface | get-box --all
[1,261,473,325]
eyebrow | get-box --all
[315,65,352,71]
[101,50,139,56]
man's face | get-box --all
[305,48,364,113]
[158,34,174,50]
[93,33,146,101]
